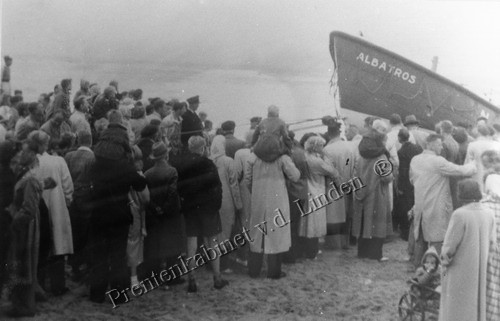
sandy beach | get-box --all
[0,237,415,321]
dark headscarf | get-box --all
[458,179,482,203]
[358,128,389,159]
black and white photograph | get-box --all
[0,0,500,320]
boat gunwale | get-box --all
[329,31,500,114]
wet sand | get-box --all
[0,237,417,321]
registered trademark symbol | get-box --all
[374,159,393,177]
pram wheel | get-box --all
[398,292,425,321]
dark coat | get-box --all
[94,123,131,160]
[180,109,203,147]
[92,94,118,121]
[225,135,246,159]
[397,141,423,194]
[251,116,292,162]
[144,162,185,258]
[136,138,155,172]
[171,152,222,215]
[89,159,147,231]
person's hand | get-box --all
[141,228,148,237]
[43,177,57,189]
[407,207,414,220]
[441,265,447,277]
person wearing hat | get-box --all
[245,116,262,146]
[404,114,429,150]
[143,141,185,288]
[180,95,203,149]
[439,179,495,321]
[409,134,477,267]
[1,56,12,96]
[221,120,245,159]
[172,135,228,292]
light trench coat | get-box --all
[410,150,476,242]
[245,153,300,254]
[299,152,337,238]
[234,148,252,230]
[323,138,354,225]
[37,152,74,255]
[439,203,496,321]
[210,136,242,241]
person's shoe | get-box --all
[187,278,197,293]
[213,277,229,290]
[5,307,35,318]
[268,271,287,280]
[52,287,70,297]
[167,277,185,286]
[35,290,48,302]
[379,257,389,262]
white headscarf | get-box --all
[210,135,226,161]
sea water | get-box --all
[9,55,369,139]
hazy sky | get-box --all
[2,0,500,103]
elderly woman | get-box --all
[5,150,43,317]
[353,124,393,261]
[481,150,500,320]
[210,135,242,271]
[439,179,496,321]
[299,135,338,259]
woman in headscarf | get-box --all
[352,123,393,261]
[481,150,500,320]
[299,135,338,259]
[210,135,242,271]
[5,150,43,317]
[439,179,496,321]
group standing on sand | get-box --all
[0,56,500,320]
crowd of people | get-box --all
[0,65,499,320]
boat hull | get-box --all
[329,31,500,129]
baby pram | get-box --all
[398,279,440,321]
